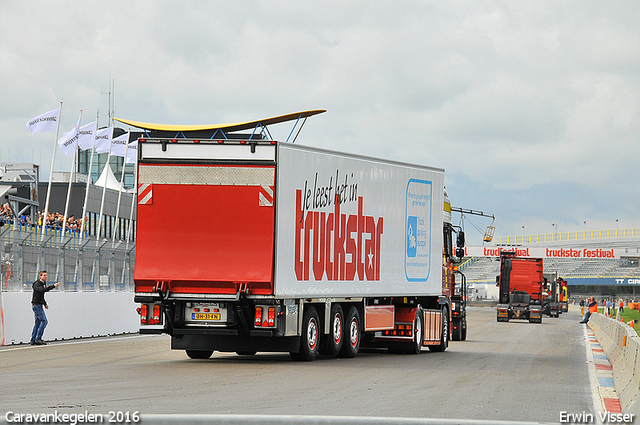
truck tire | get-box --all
[429,307,449,352]
[320,303,344,356]
[409,308,423,354]
[338,306,361,358]
[292,306,320,361]
[185,350,213,359]
[461,319,467,341]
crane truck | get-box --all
[125,110,467,361]
[496,251,543,324]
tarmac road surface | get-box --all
[0,307,593,423]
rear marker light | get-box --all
[268,307,276,327]
[194,140,200,143]
[171,139,177,143]
[255,307,263,327]
[140,304,148,325]
[152,304,161,324]
[217,140,224,144]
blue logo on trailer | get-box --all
[407,216,417,258]
[405,179,432,282]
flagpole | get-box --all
[125,151,138,243]
[91,146,112,285]
[60,150,77,244]
[121,148,138,289]
[40,101,63,242]
[60,111,82,243]
[111,132,130,249]
[79,112,99,243]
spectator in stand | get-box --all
[67,215,76,230]
[0,203,13,224]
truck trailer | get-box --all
[128,112,466,360]
[496,251,543,324]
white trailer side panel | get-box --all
[274,143,444,298]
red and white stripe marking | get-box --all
[259,185,274,207]
[138,183,153,205]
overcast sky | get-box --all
[2,1,639,245]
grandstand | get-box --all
[460,230,640,298]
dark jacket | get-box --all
[31,279,56,306]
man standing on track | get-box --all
[30,270,59,345]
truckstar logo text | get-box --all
[295,190,383,281]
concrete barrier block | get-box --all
[619,336,640,412]
[625,393,640,417]
[614,336,636,407]
[610,321,627,366]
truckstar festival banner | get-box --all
[465,246,636,260]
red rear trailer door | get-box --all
[134,163,275,293]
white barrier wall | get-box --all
[589,313,640,416]
[0,291,139,345]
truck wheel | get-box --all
[338,306,361,358]
[185,350,213,359]
[429,307,448,352]
[321,303,344,356]
[294,306,320,361]
[461,319,467,341]
[409,308,423,354]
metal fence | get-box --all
[0,223,135,292]
[497,228,640,245]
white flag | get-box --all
[57,113,82,157]
[110,132,130,158]
[125,140,138,164]
[77,121,97,150]
[94,127,114,153]
[26,107,60,135]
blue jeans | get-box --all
[31,304,48,342]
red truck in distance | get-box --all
[496,251,543,324]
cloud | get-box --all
[2,0,639,241]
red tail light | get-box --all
[140,304,148,325]
[255,307,263,327]
[153,304,161,324]
[268,307,276,327]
